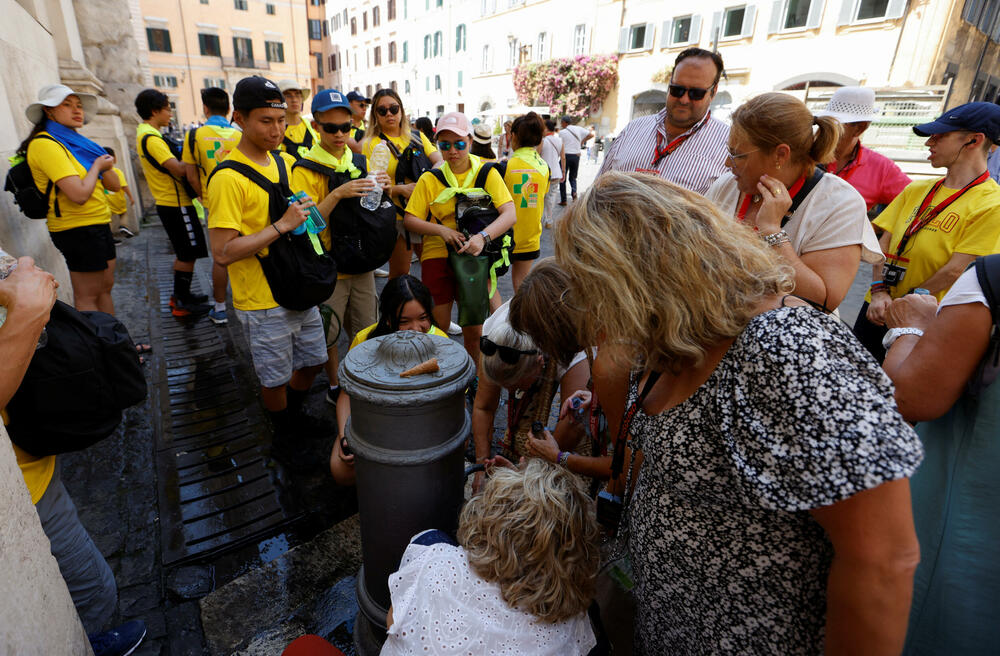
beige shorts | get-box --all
[322,272,378,344]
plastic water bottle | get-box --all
[361,142,391,211]
[0,249,47,349]
[286,191,326,235]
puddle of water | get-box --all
[257,533,291,563]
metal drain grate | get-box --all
[147,238,302,565]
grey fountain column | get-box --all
[339,331,476,654]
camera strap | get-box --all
[609,370,662,481]
[893,171,990,263]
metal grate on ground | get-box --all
[147,237,302,566]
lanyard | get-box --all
[832,143,861,178]
[651,112,710,168]
[735,174,808,225]
[894,171,990,259]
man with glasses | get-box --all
[599,47,729,195]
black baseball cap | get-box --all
[233,76,287,112]
[913,102,1000,145]
[346,91,370,103]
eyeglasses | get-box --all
[318,121,352,134]
[376,104,401,116]
[725,146,759,163]
[668,84,714,101]
[437,140,468,151]
[480,337,537,364]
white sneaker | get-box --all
[374,268,389,278]
[447,321,462,335]
[411,253,419,263]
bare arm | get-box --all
[428,150,444,166]
[916,252,977,297]
[185,163,202,198]
[867,230,894,325]
[0,258,58,407]
[101,168,121,193]
[161,157,188,179]
[209,200,312,267]
[810,479,920,656]
[551,359,590,451]
[472,375,502,464]
[54,154,114,204]
[777,244,862,310]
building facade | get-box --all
[139,0,312,126]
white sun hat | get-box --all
[813,86,879,124]
[277,79,311,102]
[25,84,98,125]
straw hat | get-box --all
[277,79,311,102]
[25,84,98,125]
[814,86,879,124]
[472,123,493,145]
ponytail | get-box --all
[809,115,842,165]
[17,120,49,157]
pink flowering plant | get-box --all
[513,55,619,119]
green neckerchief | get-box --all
[512,147,549,178]
[432,154,486,205]
[304,143,362,179]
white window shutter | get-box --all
[711,11,722,41]
[661,19,673,48]
[643,22,656,49]
[884,0,907,20]
[618,26,629,52]
[768,0,785,33]
[806,0,826,28]
[690,15,703,43]
[837,0,855,25]
[741,5,757,37]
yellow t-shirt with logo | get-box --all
[872,177,1000,300]
[503,153,550,254]
[207,148,298,311]
[289,151,356,279]
[103,166,128,215]
[363,131,439,213]
[182,124,242,203]
[136,124,191,207]
[282,120,318,159]
[350,323,449,350]
[26,133,111,232]
[2,410,55,505]
[404,158,513,262]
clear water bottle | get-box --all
[0,249,48,349]
[361,142,391,211]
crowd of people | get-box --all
[5,42,1000,655]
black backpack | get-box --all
[140,131,200,201]
[282,125,314,160]
[428,161,515,277]
[292,154,397,275]
[208,153,338,311]
[384,129,435,210]
[4,134,61,220]
[5,301,147,457]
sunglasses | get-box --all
[437,140,468,151]
[668,84,713,101]
[318,121,352,134]
[376,104,401,116]
[480,337,537,364]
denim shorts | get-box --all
[235,305,328,388]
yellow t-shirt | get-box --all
[504,152,550,254]
[282,120,318,159]
[350,323,449,350]
[1,410,55,505]
[103,166,128,215]
[363,131,439,212]
[872,177,1000,300]
[404,159,513,261]
[182,124,242,202]
[26,132,111,232]
[207,148,299,311]
[136,124,191,207]
[289,150,356,279]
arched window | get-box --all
[481,44,490,72]
[405,80,411,94]
[351,17,357,35]
[434,31,443,56]
[456,24,466,52]
[403,41,409,62]
[424,34,431,58]
[373,6,380,26]
[434,74,442,91]
[387,0,396,20]
[389,41,397,62]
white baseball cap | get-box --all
[814,86,879,125]
[25,84,98,125]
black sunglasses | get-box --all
[668,84,713,101]
[480,337,537,364]
[318,121,352,134]
[376,104,401,116]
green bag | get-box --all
[448,250,491,327]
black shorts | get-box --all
[157,205,208,262]
[49,224,116,272]
[510,249,541,262]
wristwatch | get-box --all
[478,230,491,247]
[882,326,924,349]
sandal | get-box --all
[135,343,153,355]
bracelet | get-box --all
[557,451,570,466]
[882,326,924,349]
[871,284,889,295]
[272,224,283,237]
[870,280,884,288]
[762,230,790,247]
[478,230,491,247]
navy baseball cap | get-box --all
[913,102,1000,145]
[346,91,370,103]
[311,89,352,114]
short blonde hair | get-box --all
[554,172,794,370]
[481,320,538,387]
[458,459,599,623]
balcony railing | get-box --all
[222,56,269,70]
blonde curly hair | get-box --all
[554,172,794,370]
[457,459,599,623]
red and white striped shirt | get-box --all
[599,109,730,196]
